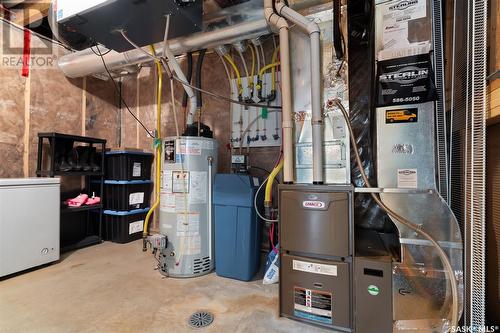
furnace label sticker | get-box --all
[176,213,200,237]
[386,108,418,124]
[294,287,333,324]
[293,260,338,276]
[397,169,418,188]
[172,171,190,193]
[129,220,144,235]
[129,192,144,206]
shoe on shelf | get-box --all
[86,192,101,206]
[66,194,89,207]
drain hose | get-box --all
[334,99,459,329]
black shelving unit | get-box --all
[36,132,106,253]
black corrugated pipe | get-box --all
[182,52,193,108]
[195,49,207,108]
[333,0,344,59]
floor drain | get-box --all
[188,311,214,329]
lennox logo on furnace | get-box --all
[302,201,326,209]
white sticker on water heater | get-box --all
[293,260,338,276]
[397,169,418,188]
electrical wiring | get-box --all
[117,29,280,110]
[271,46,280,91]
[253,44,261,76]
[223,54,243,96]
[333,98,459,328]
[94,44,154,138]
[120,30,161,62]
[237,49,250,96]
[169,74,282,110]
[259,62,280,79]
[249,44,256,87]
[254,178,278,223]
[239,110,279,154]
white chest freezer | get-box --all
[0,178,60,277]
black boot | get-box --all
[76,146,91,171]
[89,147,101,172]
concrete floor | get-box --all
[0,241,329,333]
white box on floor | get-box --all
[0,178,60,277]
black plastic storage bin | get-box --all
[103,180,153,211]
[103,208,149,244]
[105,150,153,181]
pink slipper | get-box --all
[85,196,101,206]
[66,194,88,207]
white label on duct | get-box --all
[129,220,144,235]
[172,171,189,193]
[397,169,418,188]
[189,171,207,204]
[160,192,176,213]
[129,192,144,205]
[132,163,142,177]
[293,260,338,276]
[379,0,427,51]
[181,235,201,255]
[176,213,200,237]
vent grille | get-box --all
[188,311,214,329]
[193,257,211,274]
[449,0,487,326]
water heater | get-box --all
[158,137,218,278]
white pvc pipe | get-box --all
[264,0,294,183]
[276,2,324,184]
[207,156,214,263]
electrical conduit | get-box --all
[264,0,294,183]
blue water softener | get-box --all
[214,174,262,281]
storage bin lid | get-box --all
[213,174,259,208]
[104,180,153,185]
[106,150,153,156]
[0,178,61,187]
[103,208,150,216]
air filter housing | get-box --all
[49,0,202,52]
